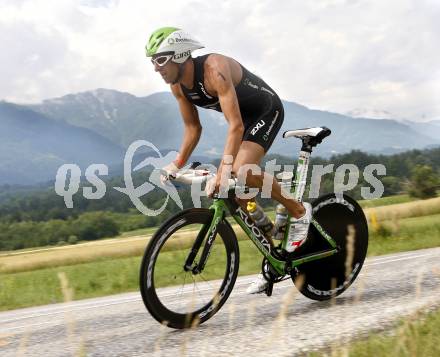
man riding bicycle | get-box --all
[146,27,313,294]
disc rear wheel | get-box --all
[292,194,368,300]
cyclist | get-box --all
[146,27,312,294]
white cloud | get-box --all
[0,0,439,121]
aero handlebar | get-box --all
[164,168,238,190]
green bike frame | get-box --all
[195,148,340,277]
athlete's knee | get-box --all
[235,164,263,185]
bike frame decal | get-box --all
[311,219,338,248]
[290,249,338,267]
[234,206,272,253]
[280,150,311,250]
[226,203,286,275]
[293,150,310,202]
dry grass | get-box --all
[0,225,246,274]
[0,235,150,274]
[364,196,440,223]
[0,230,195,274]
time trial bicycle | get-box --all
[139,126,368,329]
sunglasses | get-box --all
[151,53,174,67]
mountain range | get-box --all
[0,101,124,185]
[1,88,439,185]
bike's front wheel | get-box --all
[139,208,239,329]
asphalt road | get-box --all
[1,247,440,356]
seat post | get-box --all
[282,126,331,202]
[300,136,316,153]
[293,145,312,202]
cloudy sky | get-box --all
[1,0,439,121]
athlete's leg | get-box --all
[236,140,309,294]
[232,141,305,219]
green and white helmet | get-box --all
[146,27,204,64]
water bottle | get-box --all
[246,201,274,238]
[273,204,288,240]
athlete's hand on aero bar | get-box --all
[160,163,237,197]
[159,162,180,185]
[205,174,235,198]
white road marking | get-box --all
[365,252,439,267]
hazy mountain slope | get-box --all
[0,102,124,184]
[402,119,440,142]
[2,88,436,184]
[30,89,439,158]
[30,89,185,150]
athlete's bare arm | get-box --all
[170,83,202,167]
[204,54,243,90]
[204,54,244,168]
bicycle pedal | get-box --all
[265,281,274,297]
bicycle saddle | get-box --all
[282,127,331,140]
[283,126,331,152]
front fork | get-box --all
[183,200,227,274]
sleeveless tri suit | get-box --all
[180,54,284,152]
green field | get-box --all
[0,239,261,311]
[1,210,440,311]
[358,194,417,208]
[367,213,440,256]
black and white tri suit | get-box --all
[180,54,284,152]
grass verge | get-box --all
[309,307,440,356]
[0,238,260,311]
[367,213,440,256]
